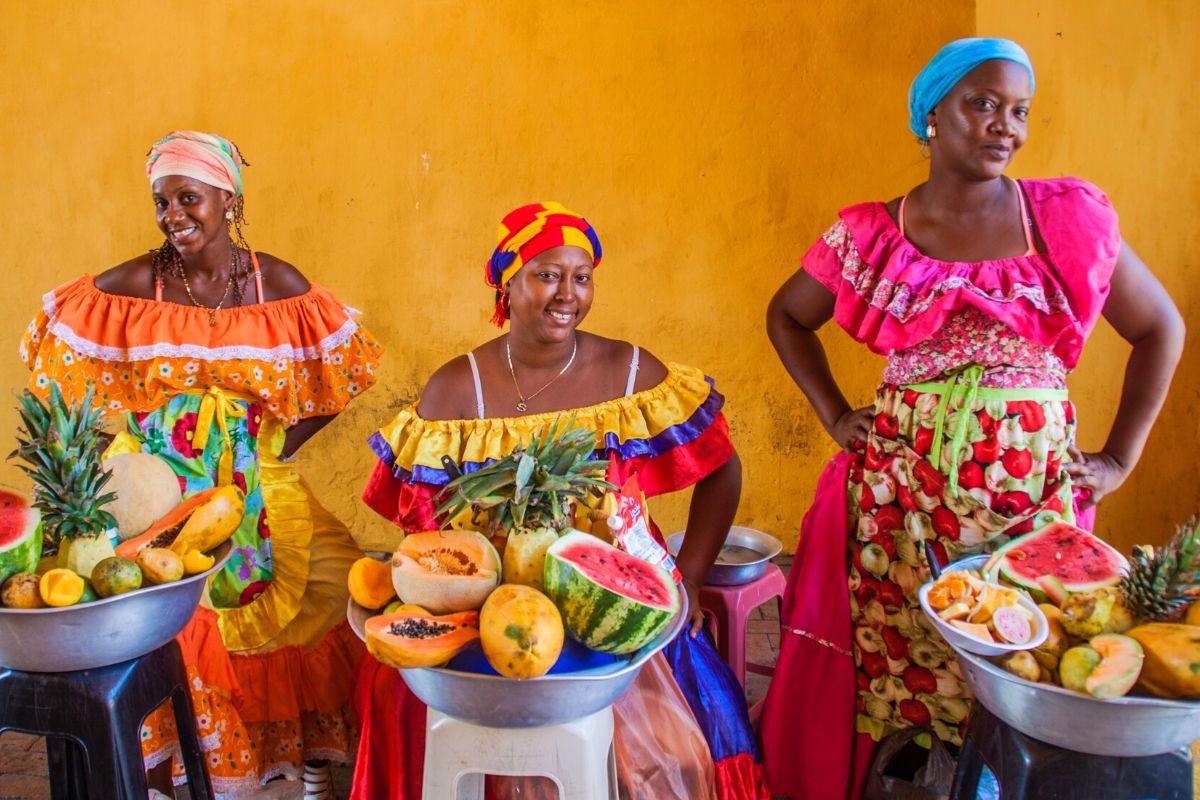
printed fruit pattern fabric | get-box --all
[849,385,1078,745]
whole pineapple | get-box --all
[10,383,118,575]
[437,417,614,589]
[1120,514,1200,623]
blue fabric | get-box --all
[908,37,1035,139]
[663,629,759,762]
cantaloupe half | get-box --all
[103,453,183,542]
[391,530,500,614]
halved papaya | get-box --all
[364,609,480,669]
[391,530,500,614]
[114,485,244,560]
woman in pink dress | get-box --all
[759,38,1185,799]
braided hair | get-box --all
[150,194,253,305]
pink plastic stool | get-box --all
[698,563,786,687]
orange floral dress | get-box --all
[21,275,383,796]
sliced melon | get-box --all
[994,521,1127,594]
[391,530,500,614]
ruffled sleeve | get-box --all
[361,363,735,532]
[19,276,382,424]
[810,177,1120,368]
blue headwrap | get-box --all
[908,38,1035,140]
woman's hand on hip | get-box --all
[828,406,874,452]
[1063,445,1129,508]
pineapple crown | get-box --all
[9,383,118,542]
[1120,513,1200,623]
[436,416,616,536]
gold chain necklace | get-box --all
[505,336,578,413]
[179,249,237,326]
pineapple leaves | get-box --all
[436,415,616,537]
[9,382,118,544]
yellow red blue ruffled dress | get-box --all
[356,363,760,799]
[20,275,382,797]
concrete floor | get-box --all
[0,556,789,800]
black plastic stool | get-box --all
[950,704,1193,799]
[0,640,213,800]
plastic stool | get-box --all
[698,563,786,686]
[422,706,617,799]
[0,640,213,800]
[950,704,1192,799]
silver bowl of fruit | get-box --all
[666,526,782,586]
[932,554,1200,756]
[0,541,232,673]
[348,590,687,728]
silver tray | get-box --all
[348,591,687,728]
[932,554,1200,756]
[666,526,782,586]
[0,541,232,673]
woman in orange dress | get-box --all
[21,131,382,799]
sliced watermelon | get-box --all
[994,521,1127,594]
[543,530,680,655]
[0,488,43,584]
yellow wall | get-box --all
[0,1,1191,556]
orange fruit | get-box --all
[39,568,85,607]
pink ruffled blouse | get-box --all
[803,178,1121,389]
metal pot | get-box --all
[665,526,783,586]
[0,541,231,673]
[956,647,1200,757]
[348,592,687,728]
[928,554,1200,756]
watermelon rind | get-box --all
[0,489,43,585]
[994,521,1128,594]
[543,531,680,655]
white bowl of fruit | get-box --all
[919,560,1048,657]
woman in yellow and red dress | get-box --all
[357,202,769,799]
[20,131,382,798]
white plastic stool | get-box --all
[422,705,618,799]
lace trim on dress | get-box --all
[45,314,361,364]
[822,220,1073,322]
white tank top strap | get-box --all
[1014,179,1037,256]
[624,345,640,397]
[465,351,486,418]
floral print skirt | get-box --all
[849,371,1077,745]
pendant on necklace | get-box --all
[208,311,217,326]
[516,401,528,412]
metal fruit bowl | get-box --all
[348,591,687,728]
[935,554,1200,756]
[0,541,232,673]
[665,526,782,586]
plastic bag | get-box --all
[862,725,956,800]
[613,652,718,800]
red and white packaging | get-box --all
[605,474,682,583]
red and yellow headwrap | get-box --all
[146,131,248,195]
[486,201,602,326]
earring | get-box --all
[225,210,234,221]
[925,123,937,140]
[501,291,511,311]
